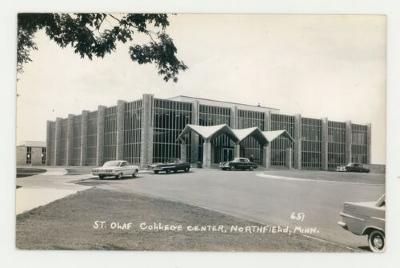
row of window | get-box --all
[153,99,192,163]
[25,147,46,164]
[47,101,369,167]
[271,114,295,166]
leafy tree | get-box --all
[17,13,187,82]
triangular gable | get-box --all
[231,127,268,145]
[262,130,294,143]
[177,124,239,142]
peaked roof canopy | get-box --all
[231,127,268,146]
[178,124,239,142]
[262,130,295,143]
[177,124,294,145]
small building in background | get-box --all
[16,141,46,166]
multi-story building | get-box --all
[45,94,371,170]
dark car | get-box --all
[336,163,370,173]
[149,159,191,174]
[219,157,258,171]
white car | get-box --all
[92,160,139,179]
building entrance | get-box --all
[221,147,234,162]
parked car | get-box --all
[219,157,258,170]
[92,160,139,179]
[149,159,191,174]
[338,194,385,252]
[336,163,370,173]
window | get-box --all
[271,114,295,167]
[26,146,31,164]
[153,99,192,163]
[237,110,265,165]
[123,100,143,164]
[301,118,322,169]
[41,147,46,164]
[328,121,346,169]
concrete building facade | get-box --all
[16,141,47,166]
[46,94,371,170]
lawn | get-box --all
[16,167,47,178]
[16,188,353,251]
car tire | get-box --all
[249,166,254,171]
[166,169,170,174]
[115,173,122,179]
[154,170,159,174]
[173,169,178,173]
[99,175,104,180]
[132,169,138,178]
[368,230,385,253]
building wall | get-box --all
[46,94,372,169]
[301,117,322,170]
[271,114,295,167]
[17,146,46,166]
[123,100,143,164]
[16,146,27,165]
[86,111,98,166]
[153,98,192,163]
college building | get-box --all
[17,141,47,166]
[45,94,371,170]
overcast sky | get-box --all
[16,14,386,164]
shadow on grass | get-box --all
[16,168,47,178]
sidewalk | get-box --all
[16,168,92,215]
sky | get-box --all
[16,14,386,164]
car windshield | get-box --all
[103,161,121,167]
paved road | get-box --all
[95,168,384,250]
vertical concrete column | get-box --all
[116,100,126,160]
[180,143,187,162]
[263,144,271,169]
[321,117,329,170]
[286,147,293,169]
[294,114,302,170]
[96,105,106,166]
[140,94,154,168]
[345,121,352,164]
[263,111,272,169]
[202,140,212,168]
[264,111,271,131]
[80,110,88,166]
[367,123,372,164]
[66,114,74,166]
[191,100,200,162]
[230,106,238,128]
[54,117,62,166]
[46,121,53,166]
[234,143,240,158]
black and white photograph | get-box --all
[14,13,386,253]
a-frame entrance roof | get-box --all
[262,130,295,143]
[177,124,239,142]
[177,124,294,145]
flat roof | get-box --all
[168,95,280,113]
[17,141,46,147]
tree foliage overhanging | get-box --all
[17,13,187,82]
